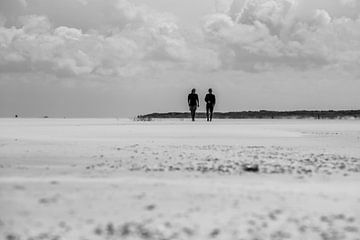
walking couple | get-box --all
[188,88,216,122]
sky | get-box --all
[0,0,359,117]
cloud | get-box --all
[19,15,52,33]
[203,0,360,72]
[0,0,359,82]
[0,0,220,79]
[236,0,297,26]
[312,9,332,26]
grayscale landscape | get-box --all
[1,0,360,239]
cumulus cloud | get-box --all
[0,0,220,78]
[236,0,297,27]
[19,15,52,33]
[312,9,332,26]
[203,0,360,72]
[1,0,359,81]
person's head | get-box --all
[208,88,212,93]
[191,88,196,94]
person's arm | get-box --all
[196,95,199,107]
[188,94,191,106]
[213,95,216,105]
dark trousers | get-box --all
[206,104,214,121]
[189,105,197,121]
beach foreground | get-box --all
[1,118,360,240]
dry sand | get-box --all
[0,118,360,240]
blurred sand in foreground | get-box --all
[1,118,360,240]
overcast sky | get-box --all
[0,0,359,117]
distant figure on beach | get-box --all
[205,88,216,122]
[188,88,199,121]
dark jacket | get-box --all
[188,93,199,106]
[205,93,216,106]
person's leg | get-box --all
[206,105,210,121]
[210,105,214,121]
[190,106,196,121]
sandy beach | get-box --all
[1,118,360,240]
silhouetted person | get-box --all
[188,88,199,121]
[205,88,216,121]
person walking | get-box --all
[188,88,199,121]
[205,88,216,121]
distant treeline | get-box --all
[137,110,360,120]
